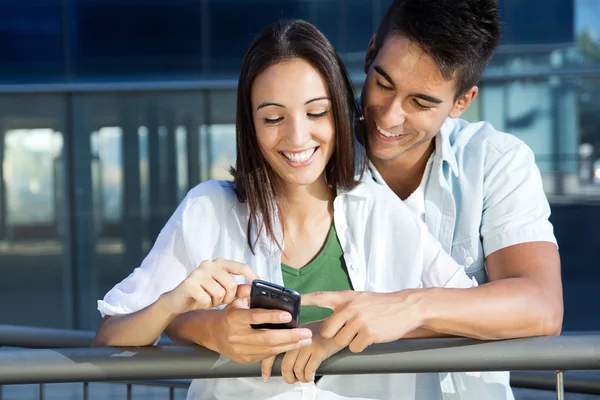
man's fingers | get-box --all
[330,319,360,348]
[213,259,260,283]
[301,291,349,309]
[261,356,276,382]
[320,310,352,339]
[349,330,373,353]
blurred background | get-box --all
[0,0,598,333]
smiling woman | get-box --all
[94,18,478,400]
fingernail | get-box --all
[280,313,291,322]
[299,338,312,346]
[301,330,313,339]
[262,373,269,382]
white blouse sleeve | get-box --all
[419,222,478,289]
[97,180,224,317]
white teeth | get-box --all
[377,125,402,138]
[282,148,316,163]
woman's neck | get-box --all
[278,175,335,231]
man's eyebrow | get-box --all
[374,66,395,87]
[256,102,285,110]
[411,93,443,104]
[305,96,330,105]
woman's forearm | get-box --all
[92,294,176,347]
[164,309,222,350]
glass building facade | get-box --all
[0,0,599,331]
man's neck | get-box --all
[371,140,435,200]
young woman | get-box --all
[93,20,475,400]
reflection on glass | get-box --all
[4,129,63,229]
[0,125,67,328]
[207,124,236,181]
[176,126,189,201]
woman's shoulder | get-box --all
[182,179,240,216]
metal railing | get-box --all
[1,325,600,399]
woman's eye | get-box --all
[308,110,328,119]
[264,117,284,124]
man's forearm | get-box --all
[165,309,221,349]
[407,277,562,340]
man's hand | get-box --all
[301,290,424,352]
[208,296,314,364]
[261,321,343,383]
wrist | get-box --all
[393,289,432,330]
[155,293,179,323]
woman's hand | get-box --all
[206,297,314,364]
[161,259,260,315]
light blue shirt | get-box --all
[364,117,557,284]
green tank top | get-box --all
[281,224,353,326]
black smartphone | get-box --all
[250,280,301,329]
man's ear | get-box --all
[449,86,479,118]
[364,35,377,74]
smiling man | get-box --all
[303,0,563,398]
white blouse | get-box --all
[98,179,494,400]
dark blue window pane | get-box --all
[499,0,574,45]
[70,0,204,80]
[0,2,65,84]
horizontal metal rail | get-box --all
[0,324,170,348]
[1,336,600,385]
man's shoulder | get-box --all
[444,118,531,164]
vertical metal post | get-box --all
[39,383,45,400]
[147,104,162,243]
[0,124,6,241]
[66,94,96,330]
[83,382,89,400]
[0,384,3,400]
[556,370,564,400]
[121,100,143,270]
[169,386,175,400]
[185,115,201,189]
[126,383,132,400]
[203,91,213,179]
[165,109,178,211]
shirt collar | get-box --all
[438,119,459,177]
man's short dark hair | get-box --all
[375,0,502,97]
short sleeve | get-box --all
[97,180,223,317]
[481,142,557,256]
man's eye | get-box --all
[412,99,431,111]
[376,80,393,91]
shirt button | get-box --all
[465,256,474,266]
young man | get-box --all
[302,0,563,397]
